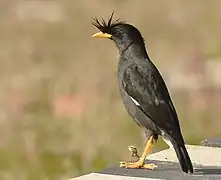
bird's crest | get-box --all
[92,12,123,32]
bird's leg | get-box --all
[120,135,158,169]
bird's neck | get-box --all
[119,43,149,60]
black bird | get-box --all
[92,13,193,173]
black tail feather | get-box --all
[173,142,193,173]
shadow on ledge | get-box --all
[99,160,221,180]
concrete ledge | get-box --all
[201,138,221,148]
[147,145,221,167]
[71,145,221,180]
[73,173,156,180]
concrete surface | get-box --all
[71,145,221,180]
[201,138,221,148]
[73,173,160,180]
[147,145,221,167]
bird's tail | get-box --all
[173,139,193,174]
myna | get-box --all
[92,13,193,173]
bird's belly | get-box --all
[120,91,138,119]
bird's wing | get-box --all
[122,62,180,135]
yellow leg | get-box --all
[120,135,158,169]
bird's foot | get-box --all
[119,161,157,169]
[128,145,138,155]
[143,163,157,169]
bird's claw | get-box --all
[119,161,142,168]
[143,163,157,169]
[119,161,127,167]
[128,145,137,153]
[119,161,157,169]
[128,145,139,160]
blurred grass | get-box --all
[0,0,221,179]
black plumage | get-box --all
[92,13,193,174]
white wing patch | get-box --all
[161,130,173,148]
[162,137,173,148]
[130,96,140,106]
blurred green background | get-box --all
[0,0,221,179]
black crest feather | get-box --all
[92,12,123,32]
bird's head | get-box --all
[92,13,146,54]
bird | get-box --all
[92,13,193,173]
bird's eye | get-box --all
[112,31,121,38]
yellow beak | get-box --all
[92,32,112,39]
